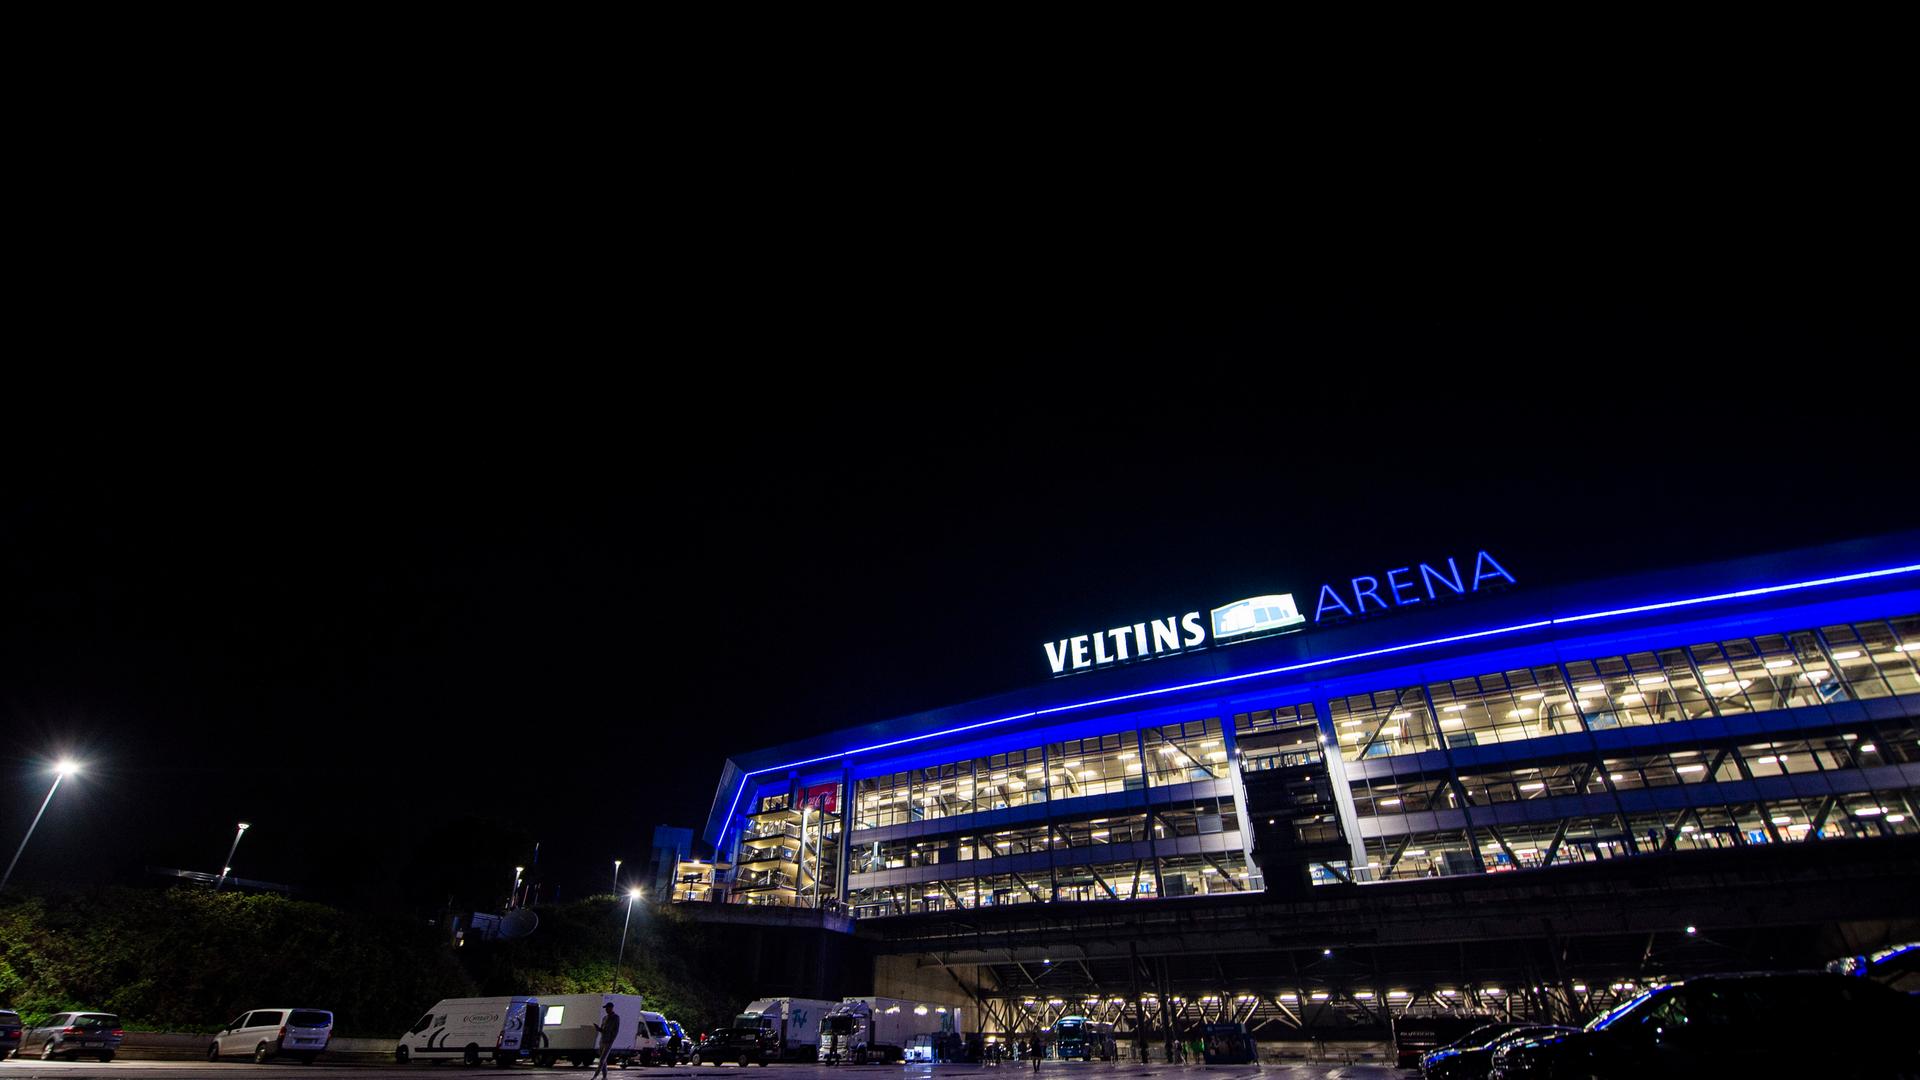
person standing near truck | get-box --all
[590,1001,621,1079]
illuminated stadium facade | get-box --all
[681,531,1920,1038]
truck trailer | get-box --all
[532,994,643,1068]
[736,998,837,1062]
[817,997,960,1065]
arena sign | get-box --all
[1042,550,1513,676]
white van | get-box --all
[207,1008,333,1064]
[634,1010,673,1065]
[395,996,542,1067]
[531,994,643,1068]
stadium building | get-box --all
[674,531,1920,1045]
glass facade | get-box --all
[705,611,1920,913]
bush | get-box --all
[0,887,745,1037]
[0,887,470,1034]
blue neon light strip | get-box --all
[717,561,1920,842]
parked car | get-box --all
[0,1009,21,1060]
[1421,1022,1520,1075]
[1490,973,1920,1078]
[1425,1025,1573,1079]
[207,1008,334,1064]
[1401,1015,1502,1069]
[696,1025,777,1065]
[21,1011,124,1062]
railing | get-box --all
[745,821,803,842]
[735,870,797,891]
[1241,749,1324,773]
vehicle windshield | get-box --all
[1588,989,1660,1031]
[289,1011,332,1027]
[72,1015,119,1030]
[1451,1024,1508,1049]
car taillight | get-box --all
[111,1029,125,1038]
[62,1026,84,1034]
[279,1026,288,1038]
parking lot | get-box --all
[0,1064,1402,1079]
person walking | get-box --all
[1029,1034,1043,1072]
[590,1001,622,1079]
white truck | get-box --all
[531,994,644,1068]
[736,997,837,1061]
[394,996,542,1067]
[817,997,960,1065]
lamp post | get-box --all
[214,822,250,891]
[2,761,80,892]
[613,887,642,992]
[614,858,622,894]
[511,866,525,909]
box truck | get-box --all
[817,997,959,1064]
[530,994,643,1068]
[736,998,837,1061]
[394,996,542,1067]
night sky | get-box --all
[3,290,1913,914]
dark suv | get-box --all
[696,1026,777,1065]
[1490,973,1920,1078]
[1,1009,22,1060]
[1426,1025,1573,1079]
[23,1011,124,1062]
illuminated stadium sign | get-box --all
[1211,594,1306,639]
[1043,551,1514,675]
[1043,611,1207,675]
[1311,550,1514,622]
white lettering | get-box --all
[1132,622,1148,656]
[1181,611,1206,647]
[1043,640,1071,674]
[1093,629,1114,664]
[1107,627,1132,661]
[1151,617,1181,653]
[1071,635,1091,669]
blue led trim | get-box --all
[1549,564,1920,625]
[717,560,1920,842]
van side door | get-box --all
[218,1014,249,1055]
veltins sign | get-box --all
[1042,550,1513,676]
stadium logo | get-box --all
[1210,594,1306,640]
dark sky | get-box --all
[3,284,1914,913]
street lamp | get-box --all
[214,822,251,891]
[613,888,642,992]
[2,761,80,892]
[614,858,622,893]
[511,865,525,909]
